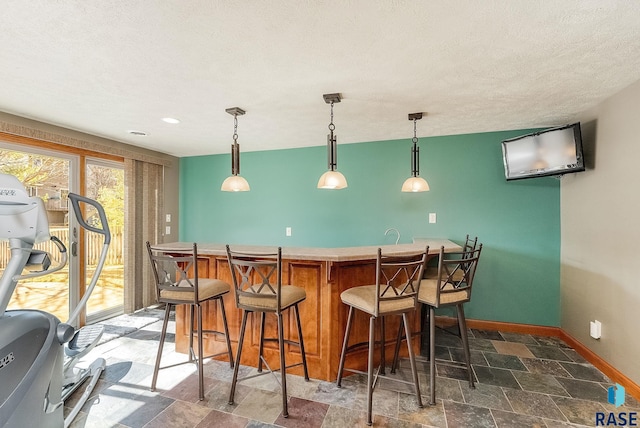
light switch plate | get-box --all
[429,213,436,224]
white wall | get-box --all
[562,78,640,385]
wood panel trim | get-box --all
[451,318,560,337]
[558,330,640,402]
[287,260,323,358]
[436,315,640,401]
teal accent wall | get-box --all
[180,129,560,326]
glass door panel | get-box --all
[85,159,124,321]
[0,144,78,322]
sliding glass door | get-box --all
[85,158,124,322]
[0,142,125,324]
[0,143,79,322]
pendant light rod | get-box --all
[221,107,250,192]
[411,140,419,177]
[231,141,240,175]
[401,112,429,193]
[409,112,423,177]
[328,131,337,171]
[225,107,246,176]
[318,93,347,190]
[324,93,341,171]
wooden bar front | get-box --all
[160,241,461,381]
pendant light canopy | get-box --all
[317,93,348,190]
[221,107,250,192]
[401,113,430,193]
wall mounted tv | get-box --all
[501,123,585,181]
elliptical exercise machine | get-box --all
[0,173,110,428]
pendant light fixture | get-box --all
[317,93,348,189]
[401,113,430,192]
[221,107,250,192]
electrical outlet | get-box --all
[166,214,171,222]
[286,227,292,237]
[429,213,436,224]
[590,320,601,339]
[165,226,171,235]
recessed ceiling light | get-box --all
[128,130,147,136]
[162,117,180,124]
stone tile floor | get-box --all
[66,310,640,427]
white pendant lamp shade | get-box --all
[221,174,250,192]
[221,107,250,192]
[318,93,347,189]
[317,170,348,189]
[402,112,430,193]
[401,176,430,192]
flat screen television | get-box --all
[501,123,585,181]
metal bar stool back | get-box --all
[423,234,477,280]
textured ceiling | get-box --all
[1,1,640,157]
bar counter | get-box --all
[156,239,461,381]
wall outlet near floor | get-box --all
[428,213,436,224]
[165,226,171,235]
[286,227,292,237]
[590,320,602,339]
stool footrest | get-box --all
[343,338,396,356]
[236,361,304,385]
[260,337,304,348]
[190,328,228,337]
[157,350,230,372]
[342,366,420,389]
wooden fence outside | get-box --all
[0,225,124,267]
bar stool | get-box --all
[336,247,428,426]
[395,244,482,405]
[225,246,309,418]
[146,242,234,401]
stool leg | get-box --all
[420,303,428,351]
[403,312,423,408]
[151,303,171,392]
[197,303,205,401]
[366,315,375,426]
[218,296,234,368]
[336,306,354,388]
[293,304,309,381]
[429,305,436,405]
[188,304,195,362]
[277,312,288,418]
[457,304,474,389]
[391,322,403,374]
[380,316,386,375]
[229,310,249,405]
[258,312,266,373]
[424,304,430,360]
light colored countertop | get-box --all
[155,239,461,262]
